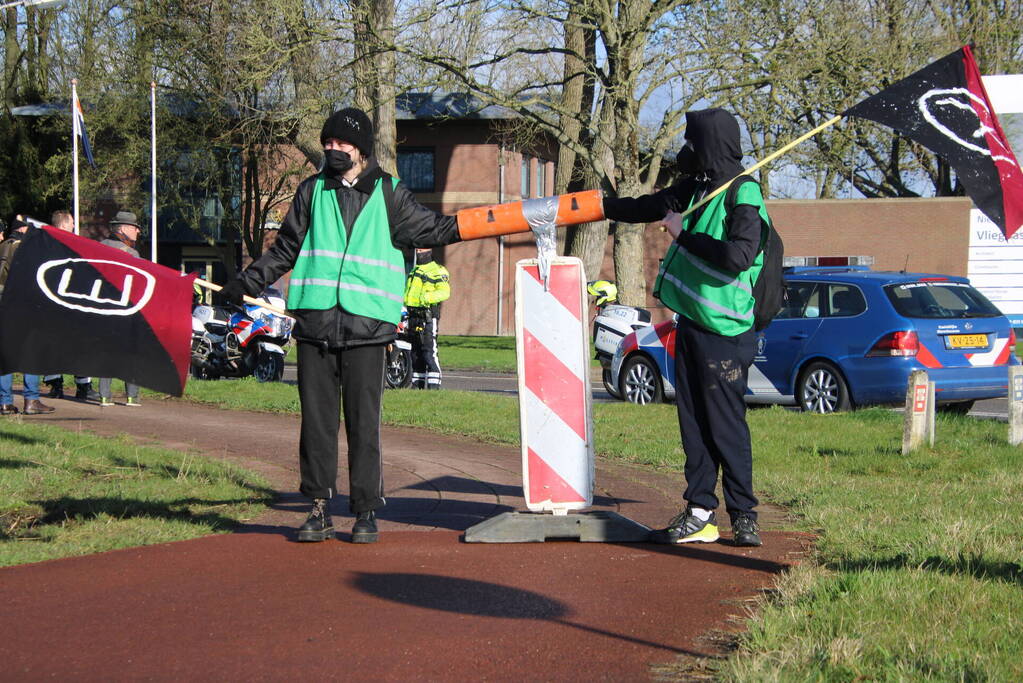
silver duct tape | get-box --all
[522,197,559,289]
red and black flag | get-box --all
[0,226,195,396]
[843,45,1023,239]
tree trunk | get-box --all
[3,8,18,109]
[353,0,397,174]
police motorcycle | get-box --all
[190,286,293,382]
[384,308,414,389]
[589,280,652,399]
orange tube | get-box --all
[456,189,605,241]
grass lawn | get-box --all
[163,377,1023,680]
[0,418,273,568]
[285,335,601,372]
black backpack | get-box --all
[725,175,786,331]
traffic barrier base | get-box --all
[465,511,651,543]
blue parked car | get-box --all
[610,267,1019,413]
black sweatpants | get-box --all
[673,320,758,521]
[296,341,386,512]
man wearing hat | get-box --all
[221,107,462,544]
[103,211,143,255]
[97,210,143,407]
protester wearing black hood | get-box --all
[221,108,461,543]
[602,108,767,547]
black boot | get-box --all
[351,510,378,544]
[46,378,64,399]
[297,498,334,542]
[75,382,101,403]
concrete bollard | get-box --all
[903,369,933,454]
[1010,366,1023,447]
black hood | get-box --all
[684,108,744,188]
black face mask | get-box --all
[323,149,354,177]
[675,142,700,175]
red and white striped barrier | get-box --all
[515,257,594,512]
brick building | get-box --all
[614,196,974,327]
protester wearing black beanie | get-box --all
[320,108,374,158]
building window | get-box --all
[397,147,435,192]
[535,160,546,197]
[520,154,532,198]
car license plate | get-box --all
[947,333,987,349]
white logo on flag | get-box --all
[918,88,1018,166]
[36,258,156,316]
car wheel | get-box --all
[797,361,852,413]
[602,368,622,400]
[384,346,413,389]
[253,349,284,382]
[620,355,663,405]
[937,400,975,415]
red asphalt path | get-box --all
[0,396,810,680]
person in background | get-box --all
[42,210,101,402]
[403,248,451,389]
[96,211,143,407]
[220,108,462,544]
[601,108,769,548]
[0,216,55,415]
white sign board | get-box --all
[982,75,1023,114]
[965,75,1023,325]
[968,209,1023,326]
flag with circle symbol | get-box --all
[0,226,195,395]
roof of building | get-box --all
[396,92,517,121]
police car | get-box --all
[609,266,1019,413]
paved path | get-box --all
[0,395,810,681]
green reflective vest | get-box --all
[653,182,769,336]
[403,261,451,308]
[287,175,405,324]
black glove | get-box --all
[220,279,247,306]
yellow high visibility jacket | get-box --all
[403,260,451,309]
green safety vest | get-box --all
[287,175,405,324]
[653,182,769,336]
[403,261,451,308]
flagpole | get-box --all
[672,115,844,223]
[192,279,291,317]
[71,79,80,235]
[150,81,157,263]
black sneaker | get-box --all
[76,384,101,402]
[351,510,378,544]
[297,498,334,542]
[731,514,762,547]
[46,379,64,399]
[650,507,719,544]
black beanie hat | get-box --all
[320,108,374,157]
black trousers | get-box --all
[409,309,441,388]
[296,341,386,512]
[673,320,758,521]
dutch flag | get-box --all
[73,91,96,168]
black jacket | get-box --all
[602,108,761,274]
[237,160,461,348]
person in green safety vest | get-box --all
[403,248,451,389]
[220,108,462,544]
[602,108,769,549]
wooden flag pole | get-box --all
[670,115,844,223]
[192,278,291,318]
